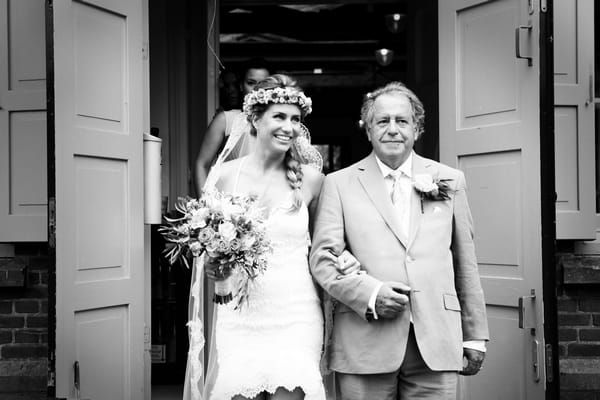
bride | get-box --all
[185,74,359,400]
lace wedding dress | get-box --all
[209,188,326,399]
[183,114,326,400]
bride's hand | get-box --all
[204,257,229,281]
[336,250,362,276]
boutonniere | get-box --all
[412,174,453,213]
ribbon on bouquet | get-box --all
[184,256,206,400]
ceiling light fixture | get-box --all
[375,48,394,66]
[385,13,406,34]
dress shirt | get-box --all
[368,154,413,319]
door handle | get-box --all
[518,289,536,329]
[515,25,533,66]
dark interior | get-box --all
[218,0,439,170]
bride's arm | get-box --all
[303,166,360,275]
[302,164,325,237]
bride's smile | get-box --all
[253,104,301,152]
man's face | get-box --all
[366,93,416,169]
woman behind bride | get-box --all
[197,74,350,400]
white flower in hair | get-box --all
[243,87,313,117]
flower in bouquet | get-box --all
[159,190,272,308]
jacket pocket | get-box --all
[443,293,461,311]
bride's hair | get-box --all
[246,74,308,212]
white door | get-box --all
[0,0,47,242]
[554,0,596,240]
[439,0,546,399]
[51,0,146,398]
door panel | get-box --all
[0,0,47,241]
[553,0,595,240]
[52,0,145,399]
[439,0,545,399]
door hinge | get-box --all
[48,370,55,387]
[545,343,554,383]
[144,324,151,351]
[47,349,56,387]
[48,197,56,249]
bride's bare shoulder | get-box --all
[301,164,325,198]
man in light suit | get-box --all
[310,82,489,399]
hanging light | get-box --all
[375,48,394,66]
[385,13,406,34]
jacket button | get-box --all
[406,255,413,262]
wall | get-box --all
[557,243,600,399]
[0,243,48,399]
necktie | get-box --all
[388,172,409,239]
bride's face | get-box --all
[253,103,301,153]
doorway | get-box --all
[147,0,438,397]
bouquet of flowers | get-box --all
[159,190,272,308]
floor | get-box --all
[152,384,184,400]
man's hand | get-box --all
[460,348,485,376]
[374,281,411,319]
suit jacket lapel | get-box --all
[407,154,433,249]
[357,152,408,248]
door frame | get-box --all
[539,1,559,398]
[45,0,57,396]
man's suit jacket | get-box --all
[309,152,489,374]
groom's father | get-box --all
[310,82,489,399]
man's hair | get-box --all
[360,81,425,139]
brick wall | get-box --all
[0,243,48,399]
[557,248,600,400]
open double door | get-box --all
[46,0,554,399]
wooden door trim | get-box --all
[45,0,57,397]
[539,1,559,398]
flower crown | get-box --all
[243,87,313,117]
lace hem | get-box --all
[210,375,326,400]
[210,347,325,400]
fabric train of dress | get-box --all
[208,197,326,400]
